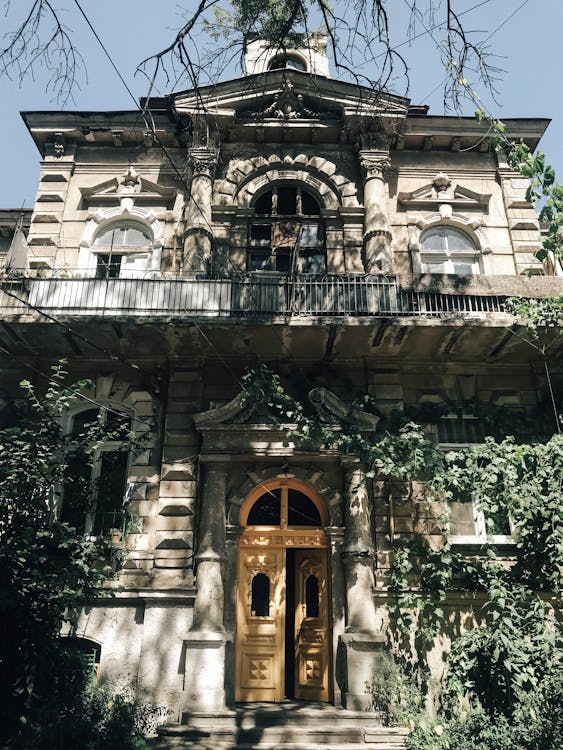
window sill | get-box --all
[450,535,516,548]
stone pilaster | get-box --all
[182,462,230,712]
[27,136,76,272]
[359,150,392,274]
[496,151,543,274]
[183,147,217,276]
[340,461,385,710]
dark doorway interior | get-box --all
[284,549,296,698]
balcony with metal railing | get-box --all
[0,272,513,320]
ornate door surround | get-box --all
[235,478,331,703]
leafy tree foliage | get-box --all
[0,364,115,746]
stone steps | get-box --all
[150,704,408,749]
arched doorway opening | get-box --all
[235,478,331,703]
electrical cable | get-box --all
[0,343,157,432]
[71,0,324,383]
[417,0,530,104]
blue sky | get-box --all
[0,0,561,207]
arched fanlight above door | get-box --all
[240,478,329,528]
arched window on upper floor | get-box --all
[267,52,308,72]
[248,185,325,274]
[420,226,480,275]
[92,222,152,279]
[61,406,132,538]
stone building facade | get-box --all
[0,38,561,727]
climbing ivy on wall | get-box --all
[241,362,563,748]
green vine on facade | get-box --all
[241,364,563,747]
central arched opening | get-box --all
[248,185,325,274]
[236,479,331,703]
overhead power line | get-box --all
[71,0,323,382]
[0,343,157,431]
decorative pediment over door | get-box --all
[192,386,379,457]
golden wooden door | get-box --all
[235,546,285,702]
[294,548,330,702]
[235,479,331,703]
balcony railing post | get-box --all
[0,273,510,318]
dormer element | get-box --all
[244,35,330,77]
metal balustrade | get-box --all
[0,273,509,318]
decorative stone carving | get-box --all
[308,387,380,429]
[359,125,390,151]
[247,78,331,121]
[117,166,141,194]
[398,177,491,209]
[433,171,451,193]
[359,151,391,181]
[188,147,218,177]
[80,171,177,209]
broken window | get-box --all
[248,186,325,274]
[61,407,131,537]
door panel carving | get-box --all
[236,547,285,702]
[294,549,330,701]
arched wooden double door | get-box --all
[235,479,331,703]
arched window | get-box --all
[251,573,270,617]
[63,637,101,686]
[62,407,132,537]
[93,222,152,278]
[247,488,281,525]
[241,480,327,528]
[267,53,307,72]
[420,226,480,275]
[248,186,325,274]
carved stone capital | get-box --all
[363,228,392,246]
[359,150,391,180]
[188,147,218,177]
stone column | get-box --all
[183,147,217,276]
[359,150,392,274]
[342,462,378,631]
[182,462,231,713]
[326,525,346,707]
[192,463,227,630]
[340,460,385,710]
